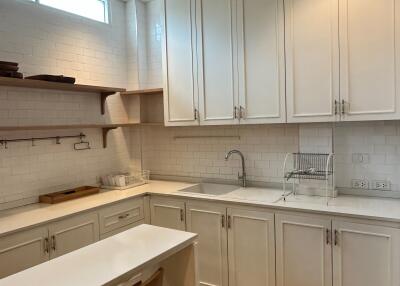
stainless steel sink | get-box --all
[178,183,240,196]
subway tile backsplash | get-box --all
[139,121,400,194]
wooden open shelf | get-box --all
[0,123,138,148]
[120,88,163,96]
[0,77,126,115]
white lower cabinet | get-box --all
[0,226,49,278]
[0,212,99,278]
[227,208,275,286]
[150,197,186,230]
[332,220,400,286]
[186,201,228,286]
[48,212,99,259]
[276,213,332,286]
[183,200,276,286]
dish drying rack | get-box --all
[282,153,335,204]
[101,170,150,190]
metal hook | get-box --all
[74,133,91,151]
[56,137,61,145]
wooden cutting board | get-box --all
[0,64,19,72]
[39,186,100,204]
[0,61,18,66]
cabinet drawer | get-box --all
[100,220,145,240]
[99,198,144,234]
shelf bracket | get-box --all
[102,127,118,148]
[100,92,116,115]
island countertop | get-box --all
[0,224,197,286]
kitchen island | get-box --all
[0,224,198,286]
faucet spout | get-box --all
[225,150,247,187]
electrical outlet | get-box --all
[352,153,370,164]
[352,179,369,189]
[372,180,391,191]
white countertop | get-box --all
[0,181,195,236]
[2,180,400,237]
[0,224,197,286]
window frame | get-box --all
[25,0,110,24]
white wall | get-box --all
[0,0,137,209]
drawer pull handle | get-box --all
[44,238,49,254]
[118,213,130,220]
[51,235,56,251]
[334,230,339,246]
[326,229,331,245]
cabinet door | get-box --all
[227,208,275,286]
[333,221,400,286]
[237,0,286,124]
[276,213,332,286]
[285,0,339,123]
[186,202,228,286]
[339,0,400,121]
[150,197,185,230]
[162,0,199,126]
[48,212,99,259]
[0,227,49,278]
[196,0,239,125]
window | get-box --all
[26,0,109,23]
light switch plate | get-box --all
[352,153,370,164]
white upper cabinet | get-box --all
[196,0,239,125]
[332,220,400,286]
[237,0,286,124]
[162,0,199,126]
[285,0,340,123]
[339,0,400,121]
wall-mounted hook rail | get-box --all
[0,133,86,149]
[173,135,241,140]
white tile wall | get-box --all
[141,125,299,183]
[0,0,138,208]
[334,121,400,192]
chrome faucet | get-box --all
[225,150,247,187]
